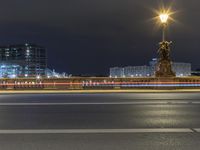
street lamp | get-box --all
[159,13,169,41]
[159,13,169,23]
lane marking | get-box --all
[0,128,193,134]
[0,102,166,106]
[190,102,200,104]
[190,128,198,133]
[193,128,200,132]
[0,101,198,106]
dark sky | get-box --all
[0,0,199,75]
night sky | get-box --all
[0,0,199,75]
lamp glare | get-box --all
[159,14,169,23]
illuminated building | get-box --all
[109,67,124,78]
[0,43,47,78]
[124,66,151,77]
[110,58,191,78]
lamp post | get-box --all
[159,13,169,41]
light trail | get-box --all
[0,81,200,87]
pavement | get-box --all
[0,93,200,149]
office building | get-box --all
[109,67,124,78]
[124,66,151,77]
[0,43,47,78]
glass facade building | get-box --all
[0,43,47,78]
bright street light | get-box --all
[159,12,170,41]
[159,13,169,23]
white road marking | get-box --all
[0,102,166,106]
[0,128,193,134]
[0,101,197,106]
[190,102,200,104]
[193,128,200,132]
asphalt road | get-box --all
[1,93,200,150]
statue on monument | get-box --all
[155,41,175,77]
[158,41,171,61]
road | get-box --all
[0,93,200,149]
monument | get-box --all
[155,13,176,77]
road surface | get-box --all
[0,93,200,149]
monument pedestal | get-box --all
[155,60,175,77]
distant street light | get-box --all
[36,75,40,79]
